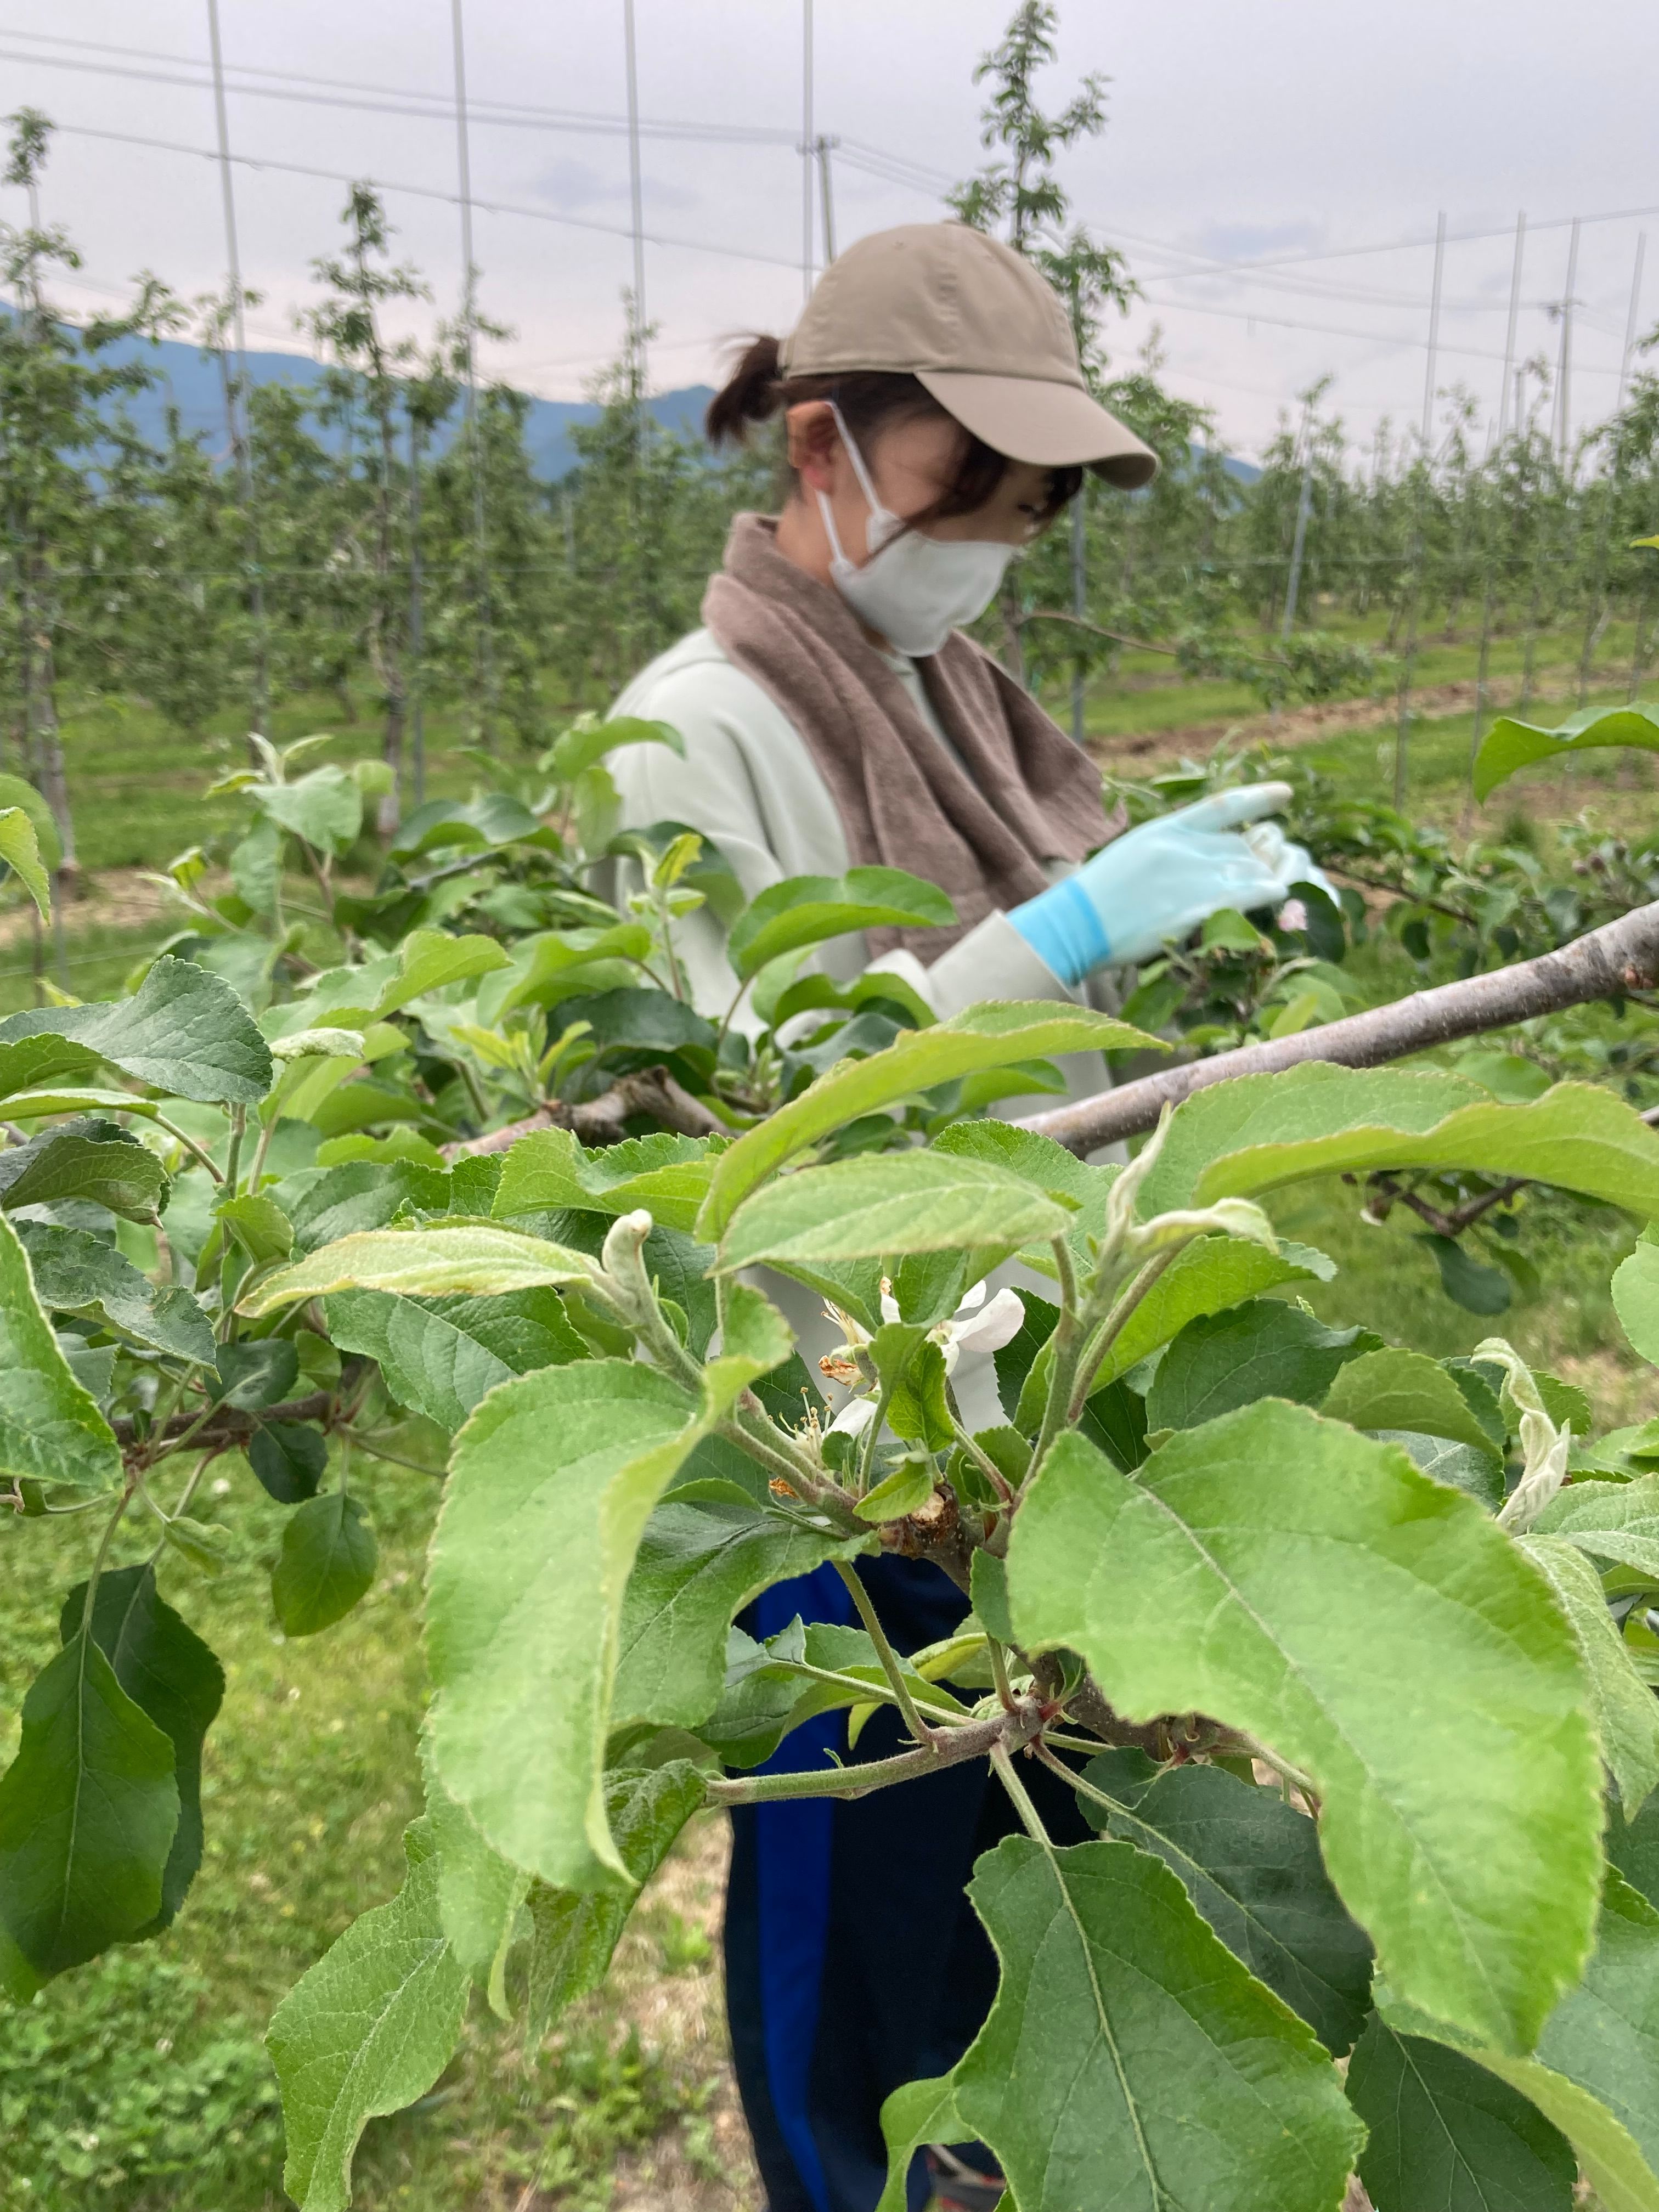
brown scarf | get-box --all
[701,513,1109,957]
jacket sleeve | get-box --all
[599,651,1090,1030]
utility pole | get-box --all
[1577,230,1648,707]
[205,0,270,755]
[801,0,815,302]
[1420,208,1446,453]
[408,410,426,809]
[623,0,647,386]
[1617,231,1647,415]
[1496,212,1525,445]
[816,133,837,264]
[1555,216,1581,469]
[1395,210,1445,810]
[1280,408,1316,643]
[450,0,495,751]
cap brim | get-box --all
[916,369,1159,489]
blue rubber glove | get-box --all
[1008,782,1306,984]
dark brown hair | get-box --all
[705,333,1081,528]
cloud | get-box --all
[530,157,698,215]
[1188,219,1325,264]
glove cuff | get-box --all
[1006,874,1111,989]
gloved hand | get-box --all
[1008,782,1315,984]
[1239,815,1338,907]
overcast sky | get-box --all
[3,0,1658,460]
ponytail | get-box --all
[705,334,786,447]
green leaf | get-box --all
[272,1492,377,1635]
[1146,1299,1370,1431]
[478,921,655,1019]
[272,1160,450,1252]
[1535,1477,1659,1581]
[1615,1240,1659,1366]
[524,1761,706,2040]
[390,791,545,859]
[855,1457,939,1523]
[1346,2013,1576,2212]
[614,1496,861,1730]
[1008,1401,1603,2053]
[1421,1230,1513,1315]
[0,1215,121,1492]
[248,1422,328,1504]
[1381,1431,1505,1509]
[969,1549,1016,1644]
[1139,1065,1659,1224]
[1322,1347,1504,1458]
[0,955,273,1104]
[0,1034,100,1102]
[325,1284,585,1435]
[551,711,684,786]
[494,1126,719,1237]
[0,1627,179,1978]
[696,1001,1159,1240]
[212,1338,300,1410]
[557,985,716,1059]
[1088,1233,1335,1393]
[884,1338,955,1454]
[229,814,281,916]
[699,1278,794,1418]
[58,1564,224,1933]
[1380,1870,1659,2212]
[0,806,49,918]
[726,867,956,981]
[257,761,363,855]
[718,1152,1074,1274]
[216,1192,294,1267]
[1609,1788,1659,1899]
[1076,1749,1373,2056]
[0,772,60,873]
[1521,1536,1659,1816]
[426,1361,707,1891]
[876,1835,1361,2212]
[422,1756,527,2018]
[267,1819,469,2212]
[1474,700,1659,801]
[241,1225,599,1314]
[0,1120,170,1222]
[15,1221,215,1364]
[374,929,510,1017]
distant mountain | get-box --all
[92,328,714,479]
[87,328,1261,487]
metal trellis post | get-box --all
[1394,210,1445,811]
[205,0,271,755]
[451,0,497,752]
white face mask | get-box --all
[816,405,1019,658]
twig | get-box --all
[832,1559,939,1752]
[110,1386,335,1449]
[445,1064,725,1157]
[705,1699,1042,1807]
[1019,896,1659,1154]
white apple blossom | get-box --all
[820,1278,1025,1433]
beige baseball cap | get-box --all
[778,221,1159,489]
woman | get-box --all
[606,223,1312,2212]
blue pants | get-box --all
[723,1555,1092,2212]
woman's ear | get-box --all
[785,400,839,493]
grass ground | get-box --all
[2,614,1657,2209]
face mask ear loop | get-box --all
[827,399,885,516]
[816,488,853,569]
